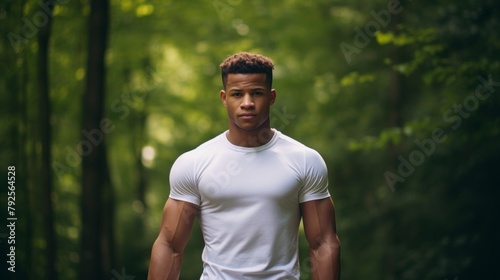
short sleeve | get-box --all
[169,151,201,205]
[298,149,330,203]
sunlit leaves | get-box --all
[340,71,376,87]
[135,4,154,17]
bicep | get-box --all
[300,197,338,248]
[157,198,199,252]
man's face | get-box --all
[220,73,276,132]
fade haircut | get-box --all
[219,52,274,89]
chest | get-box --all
[197,151,302,207]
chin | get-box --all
[236,125,259,131]
[232,119,267,132]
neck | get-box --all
[226,121,275,148]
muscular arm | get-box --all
[300,197,341,280]
[148,198,199,280]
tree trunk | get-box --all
[80,0,111,279]
[37,1,57,279]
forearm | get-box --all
[148,239,183,280]
[309,237,341,280]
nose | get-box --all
[241,93,254,109]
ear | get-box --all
[270,89,277,105]
[220,90,227,107]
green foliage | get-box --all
[2,0,499,279]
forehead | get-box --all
[226,73,269,90]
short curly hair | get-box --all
[219,52,274,89]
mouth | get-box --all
[238,114,257,120]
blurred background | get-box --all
[0,0,499,279]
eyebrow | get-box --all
[228,87,266,92]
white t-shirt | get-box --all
[169,129,330,279]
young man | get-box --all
[148,52,340,279]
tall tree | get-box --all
[38,0,57,279]
[80,0,113,279]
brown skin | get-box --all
[148,73,341,280]
[148,198,198,280]
[301,197,341,280]
[220,73,277,147]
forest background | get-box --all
[0,0,499,279]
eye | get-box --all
[252,91,264,96]
[231,92,242,97]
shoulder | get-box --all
[169,133,226,203]
[195,131,226,150]
[170,132,227,178]
[275,131,325,160]
[274,131,328,176]
[277,132,330,201]
[175,132,226,162]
